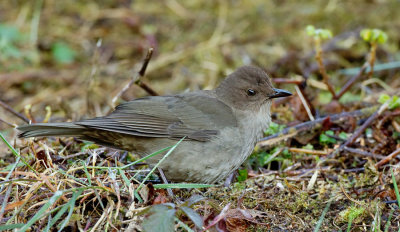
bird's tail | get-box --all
[17,123,86,138]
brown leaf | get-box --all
[152,190,169,205]
[222,208,269,232]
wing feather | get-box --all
[76,92,237,141]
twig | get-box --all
[315,54,336,98]
[112,48,157,107]
[258,105,378,148]
[375,148,400,168]
[315,39,336,98]
[0,99,29,123]
[393,120,400,132]
[340,185,363,206]
[343,147,386,160]
[288,148,328,156]
[157,167,175,201]
[366,43,377,79]
[376,109,400,129]
[0,117,15,127]
[323,103,389,160]
[295,85,315,121]
[343,102,388,147]
[335,62,368,100]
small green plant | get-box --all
[339,132,348,140]
[264,122,286,136]
[319,130,336,145]
[365,128,373,138]
[51,41,76,64]
[306,25,336,98]
[378,94,400,110]
[142,195,205,231]
[237,168,248,182]
[306,25,333,40]
[339,205,366,232]
[81,142,100,151]
[360,28,388,44]
[0,24,23,59]
[360,28,388,78]
[0,23,39,70]
[302,144,314,152]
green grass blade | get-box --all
[347,218,353,232]
[390,167,400,208]
[136,138,184,192]
[0,132,36,173]
[121,146,172,169]
[57,189,83,232]
[372,204,380,232]
[175,217,194,232]
[18,191,63,232]
[314,199,332,232]
[0,156,20,193]
[119,169,130,189]
[153,183,215,189]
[81,161,92,186]
[0,223,25,230]
[384,208,394,232]
[46,189,83,230]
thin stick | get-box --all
[288,148,328,156]
[375,148,400,168]
[323,103,389,160]
[139,49,154,76]
[295,85,315,121]
[157,167,175,200]
[0,99,29,123]
[258,105,378,148]
[112,48,157,107]
[366,43,377,79]
[315,39,336,98]
[343,102,388,147]
[340,184,363,206]
[0,117,15,127]
[335,62,368,100]
[343,147,386,160]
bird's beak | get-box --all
[269,88,292,98]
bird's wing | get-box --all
[76,92,237,141]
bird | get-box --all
[18,66,292,184]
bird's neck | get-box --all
[235,101,272,140]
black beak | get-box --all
[270,88,292,99]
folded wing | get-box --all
[77,92,237,142]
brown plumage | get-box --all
[18,66,292,183]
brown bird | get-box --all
[18,66,291,183]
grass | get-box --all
[1,1,400,231]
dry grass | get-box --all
[1,1,400,231]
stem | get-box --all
[335,42,377,100]
[366,42,377,79]
[334,62,368,100]
[315,38,336,98]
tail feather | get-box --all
[17,123,86,138]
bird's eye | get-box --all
[246,89,256,96]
